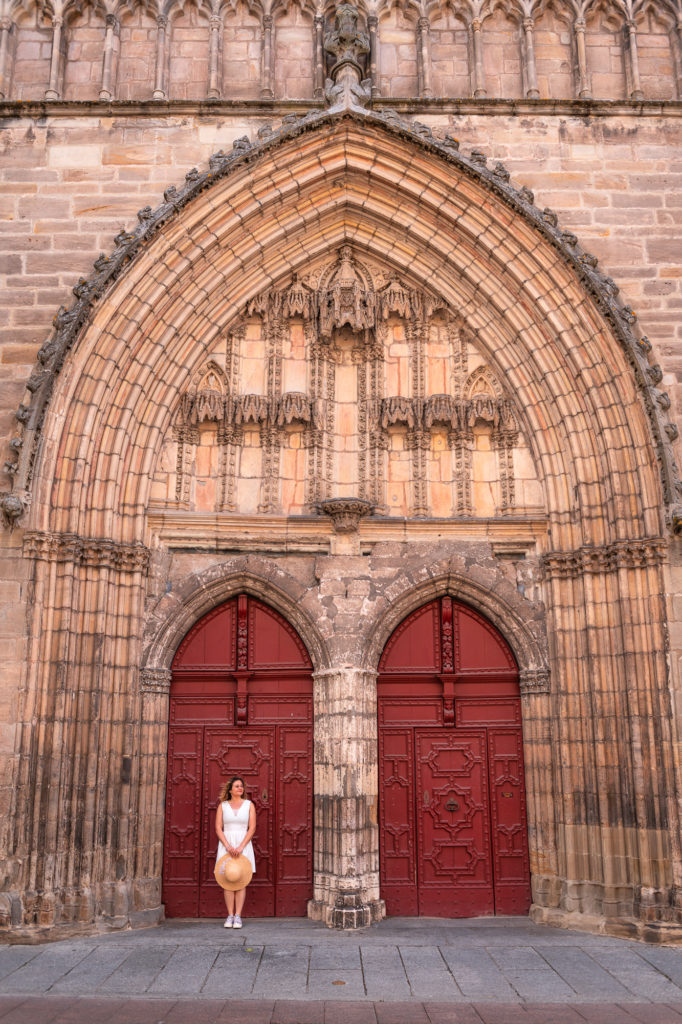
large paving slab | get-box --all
[1,916,682,1007]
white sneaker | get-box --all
[233,915,242,929]
[224,915,234,928]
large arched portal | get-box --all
[3,104,682,941]
[378,597,531,918]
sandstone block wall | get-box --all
[0,0,680,103]
[1,29,682,937]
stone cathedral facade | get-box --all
[2,0,682,941]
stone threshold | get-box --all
[2,98,682,119]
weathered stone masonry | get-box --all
[2,0,682,942]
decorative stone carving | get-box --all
[0,492,26,529]
[318,497,373,532]
[23,531,150,572]
[324,4,371,110]
[542,538,667,579]
[9,105,680,532]
[519,668,551,695]
[139,667,172,694]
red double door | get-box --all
[378,597,531,918]
[163,595,313,918]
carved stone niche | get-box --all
[318,497,373,532]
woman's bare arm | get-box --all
[235,801,256,855]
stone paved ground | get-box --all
[2,918,682,1022]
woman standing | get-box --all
[215,775,256,928]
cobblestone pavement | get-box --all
[2,917,682,1022]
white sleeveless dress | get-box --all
[216,799,256,872]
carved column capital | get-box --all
[263,14,273,28]
[519,668,550,696]
[318,497,373,532]
[23,531,150,572]
[140,667,172,694]
[157,14,168,28]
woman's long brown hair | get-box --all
[219,775,247,802]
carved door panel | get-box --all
[378,597,531,918]
[164,594,314,918]
[379,728,417,915]
[488,728,532,914]
[416,729,494,917]
[277,726,314,915]
[162,727,204,917]
[201,728,275,917]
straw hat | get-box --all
[214,853,253,891]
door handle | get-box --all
[445,797,459,812]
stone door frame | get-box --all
[140,553,550,928]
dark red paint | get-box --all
[163,596,313,918]
[378,597,531,918]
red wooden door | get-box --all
[163,595,313,918]
[378,596,531,918]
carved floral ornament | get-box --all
[2,80,681,529]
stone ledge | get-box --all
[1,97,682,119]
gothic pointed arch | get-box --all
[5,105,682,942]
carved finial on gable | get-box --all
[324,4,372,110]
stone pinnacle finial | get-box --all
[324,3,372,110]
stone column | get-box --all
[533,540,682,936]
[99,14,119,101]
[522,16,539,99]
[45,14,64,100]
[470,18,486,98]
[518,669,561,913]
[674,18,682,100]
[313,14,325,97]
[8,533,159,936]
[153,15,168,100]
[573,19,591,99]
[261,14,274,98]
[208,13,221,98]
[624,19,644,101]
[0,17,14,100]
[416,16,433,98]
[367,14,378,96]
[308,667,385,928]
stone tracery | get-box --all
[157,245,540,520]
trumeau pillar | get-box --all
[308,667,385,928]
